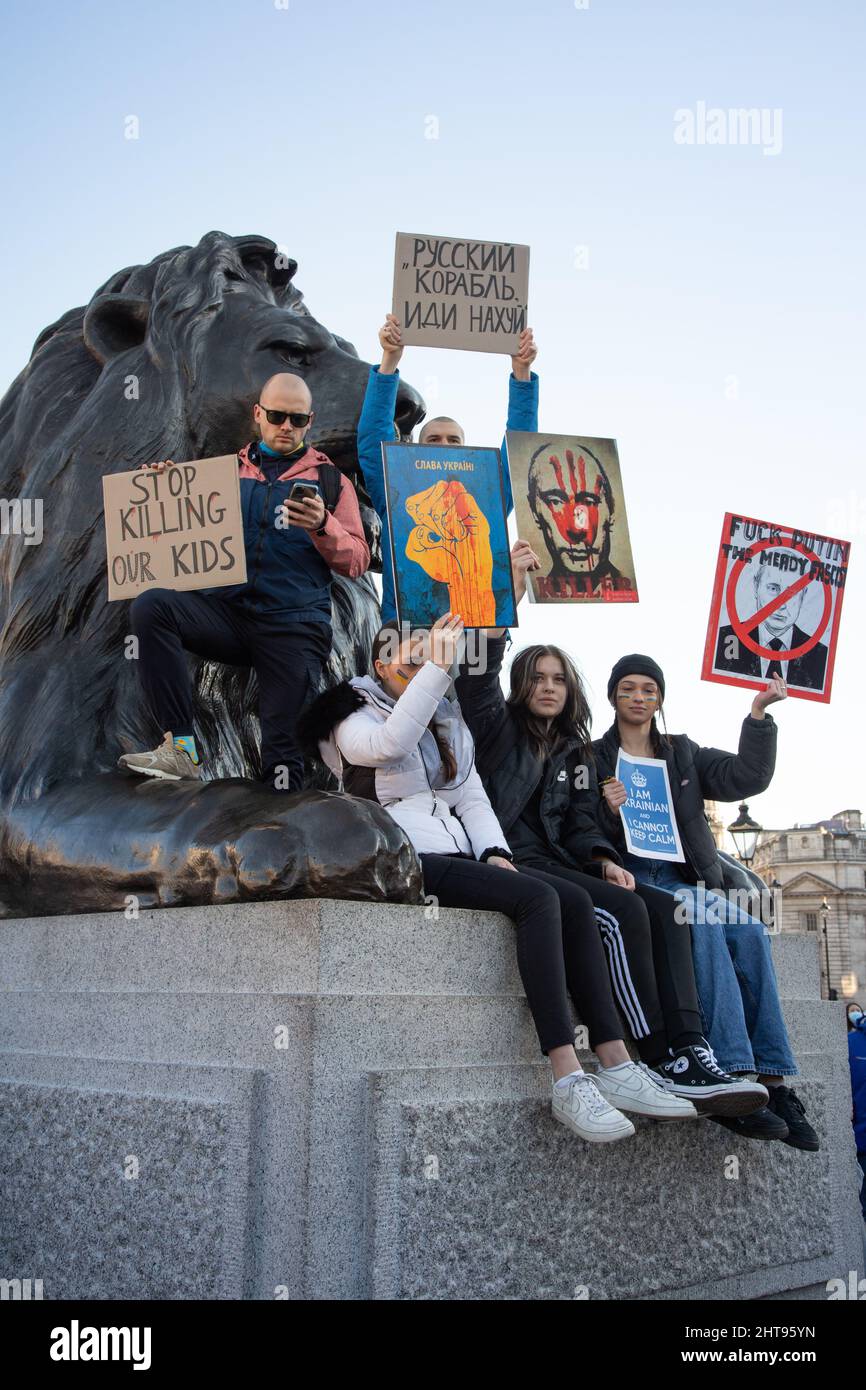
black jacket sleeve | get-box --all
[559,760,624,869]
[691,714,777,801]
[454,631,509,760]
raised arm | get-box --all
[501,327,539,515]
[334,661,452,767]
[692,678,783,800]
[693,721,778,801]
[454,629,509,751]
[355,314,404,518]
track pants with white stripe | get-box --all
[420,853,626,1054]
[513,857,705,1062]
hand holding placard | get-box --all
[751,675,788,717]
[510,538,542,605]
[378,312,404,373]
[102,455,247,601]
[601,777,628,812]
[510,327,537,381]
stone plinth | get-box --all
[0,902,861,1300]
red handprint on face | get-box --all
[544,449,603,549]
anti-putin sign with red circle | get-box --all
[702,513,850,704]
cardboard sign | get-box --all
[381,442,516,628]
[615,750,685,862]
[392,232,530,354]
[701,512,850,703]
[102,456,247,601]
[506,432,639,602]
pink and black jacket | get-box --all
[217,441,370,625]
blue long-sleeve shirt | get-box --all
[356,366,539,623]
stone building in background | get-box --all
[704,801,726,851]
[752,809,866,1000]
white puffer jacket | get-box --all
[319,662,511,860]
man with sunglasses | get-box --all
[119,371,369,790]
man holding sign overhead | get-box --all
[356,310,538,622]
[118,372,369,791]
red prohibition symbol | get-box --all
[725,536,833,663]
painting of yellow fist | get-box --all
[405,479,496,626]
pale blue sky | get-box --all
[1,0,863,833]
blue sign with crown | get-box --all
[614,750,685,862]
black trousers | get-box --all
[518,855,704,1061]
[130,589,331,790]
[420,854,627,1055]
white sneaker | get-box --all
[551,1072,636,1144]
[593,1061,698,1120]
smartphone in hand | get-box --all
[289,481,321,504]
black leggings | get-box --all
[420,854,626,1055]
[519,857,704,1063]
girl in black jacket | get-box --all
[455,553,767,1116]
[594,653,818,1151]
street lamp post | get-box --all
[727,802,762,867]
[770,877,783,934]
[820,896,838,1001]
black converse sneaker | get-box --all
[653,1043,768,1117]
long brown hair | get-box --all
[371,622,458,783]
[506,644,592,762]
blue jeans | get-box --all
[624,855,798,1077]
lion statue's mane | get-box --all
[0,231,425,914]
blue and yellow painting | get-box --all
[381,443,516,629]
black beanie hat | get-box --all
[607,654,665,703]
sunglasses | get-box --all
[258,406,312,427]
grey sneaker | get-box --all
[118,731,201,781]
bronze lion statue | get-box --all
[0,231,425,917]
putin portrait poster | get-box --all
[701,512,850,704]
[506,432,639,602]
[380,442,516,629]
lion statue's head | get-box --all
[0,231,424,806]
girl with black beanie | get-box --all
[592,653,819,1150]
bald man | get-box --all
[120,372,370,790]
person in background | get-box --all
[847,1002,866,1220]
[355,313,538,622]
[594,655,820,1151]
[300,613,699,1146]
